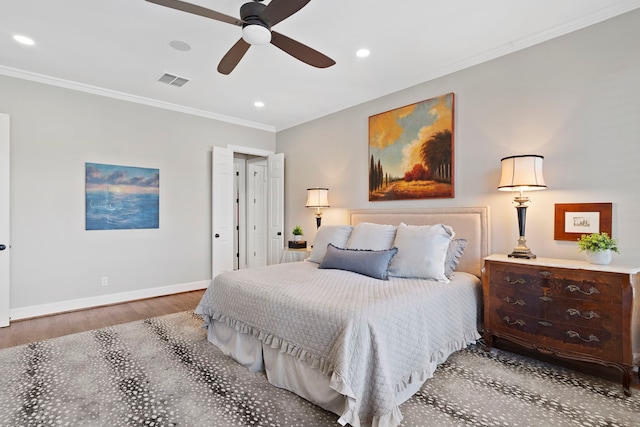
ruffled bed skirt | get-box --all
[199,314,479,427]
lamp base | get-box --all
[508,250,537,259]
[508,237,537,259]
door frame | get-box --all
[215,145,283,272]
[233,158,247,270]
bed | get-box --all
[195,207,490,427]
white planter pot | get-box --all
[585,249,611,265]
[293,235,302,242]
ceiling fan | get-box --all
[145,0,336,75]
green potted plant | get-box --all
[577,232,619,265]
[292,225,304,241]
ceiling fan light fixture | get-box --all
[146,0,334,74]
[242,24,271,45]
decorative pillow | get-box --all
[308,225,353,264]
[388,223,454,281]
[346,222,397,250]
[444,238,468,279]
[319,244,398,280]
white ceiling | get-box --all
[2,0,639,132]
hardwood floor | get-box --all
[0,290,205,350]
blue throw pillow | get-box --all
[318,243,398,280]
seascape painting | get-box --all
[85,163,159,230]
[369,93,454,201]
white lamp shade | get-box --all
[498,155,546,191]
[242,24,271,45]
[305,188,330,208]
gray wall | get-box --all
[0,76,275,313]
[277,9,640,266]
[3,9,639,316]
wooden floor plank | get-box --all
[0,290,205,349]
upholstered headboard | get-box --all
[349,207,490,278]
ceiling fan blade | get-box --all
[145,0,243,26]
[217,39,251,75]
[260,0,311,27]
[271,31,335,69]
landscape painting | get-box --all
[369,93,454,201]
[85,162,159,230]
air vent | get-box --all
[157,73,190,87]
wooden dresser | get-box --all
[483,254,640,395]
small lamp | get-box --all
[305,187,329,228]
[498,155,546,259]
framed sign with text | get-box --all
[554,202,612,241]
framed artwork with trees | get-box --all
[368,93,454,201]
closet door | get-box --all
[267,153,284,265]
[247,158,267,268]
[211,146,234,278]
[0,114,10,327]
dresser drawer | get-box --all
[489,263,624,304]
[488,291,621,332]
[490,307,622,361]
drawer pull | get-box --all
[566,284,600,296]
[566,330,600,343]
[503,316,525,326]
[539,271,552,278]
[567,308,600,320]
[539,296,553,302]
[504,276,526,285]
[538,321,553,327]
[503,297,525,306]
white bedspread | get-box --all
[195,261,481,427]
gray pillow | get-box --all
[318,244,398,280]
[444,238,467,279]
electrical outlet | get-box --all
[101,277,108,286]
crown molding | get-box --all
[0,65,276,133]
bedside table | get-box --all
[280,248,311,263]
[483,254,640,396]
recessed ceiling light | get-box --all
[169,40,191,52]
[254,101,265,108]
[356,49,370,58]
[14,35,35,46]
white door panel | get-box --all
[212,146,234,278]
[247,160,267,267]
[267,153,284,265]
[0,114,10,327]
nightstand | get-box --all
[483,254,640,396]
[280,248,311,263]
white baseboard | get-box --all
[9,280,210,321]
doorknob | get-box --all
[277,232,282,236]
[214,234,220,238]
[0,244,6,251]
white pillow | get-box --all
[308,225,353,264]
[388,223,454,282]
[346,222,397,250]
